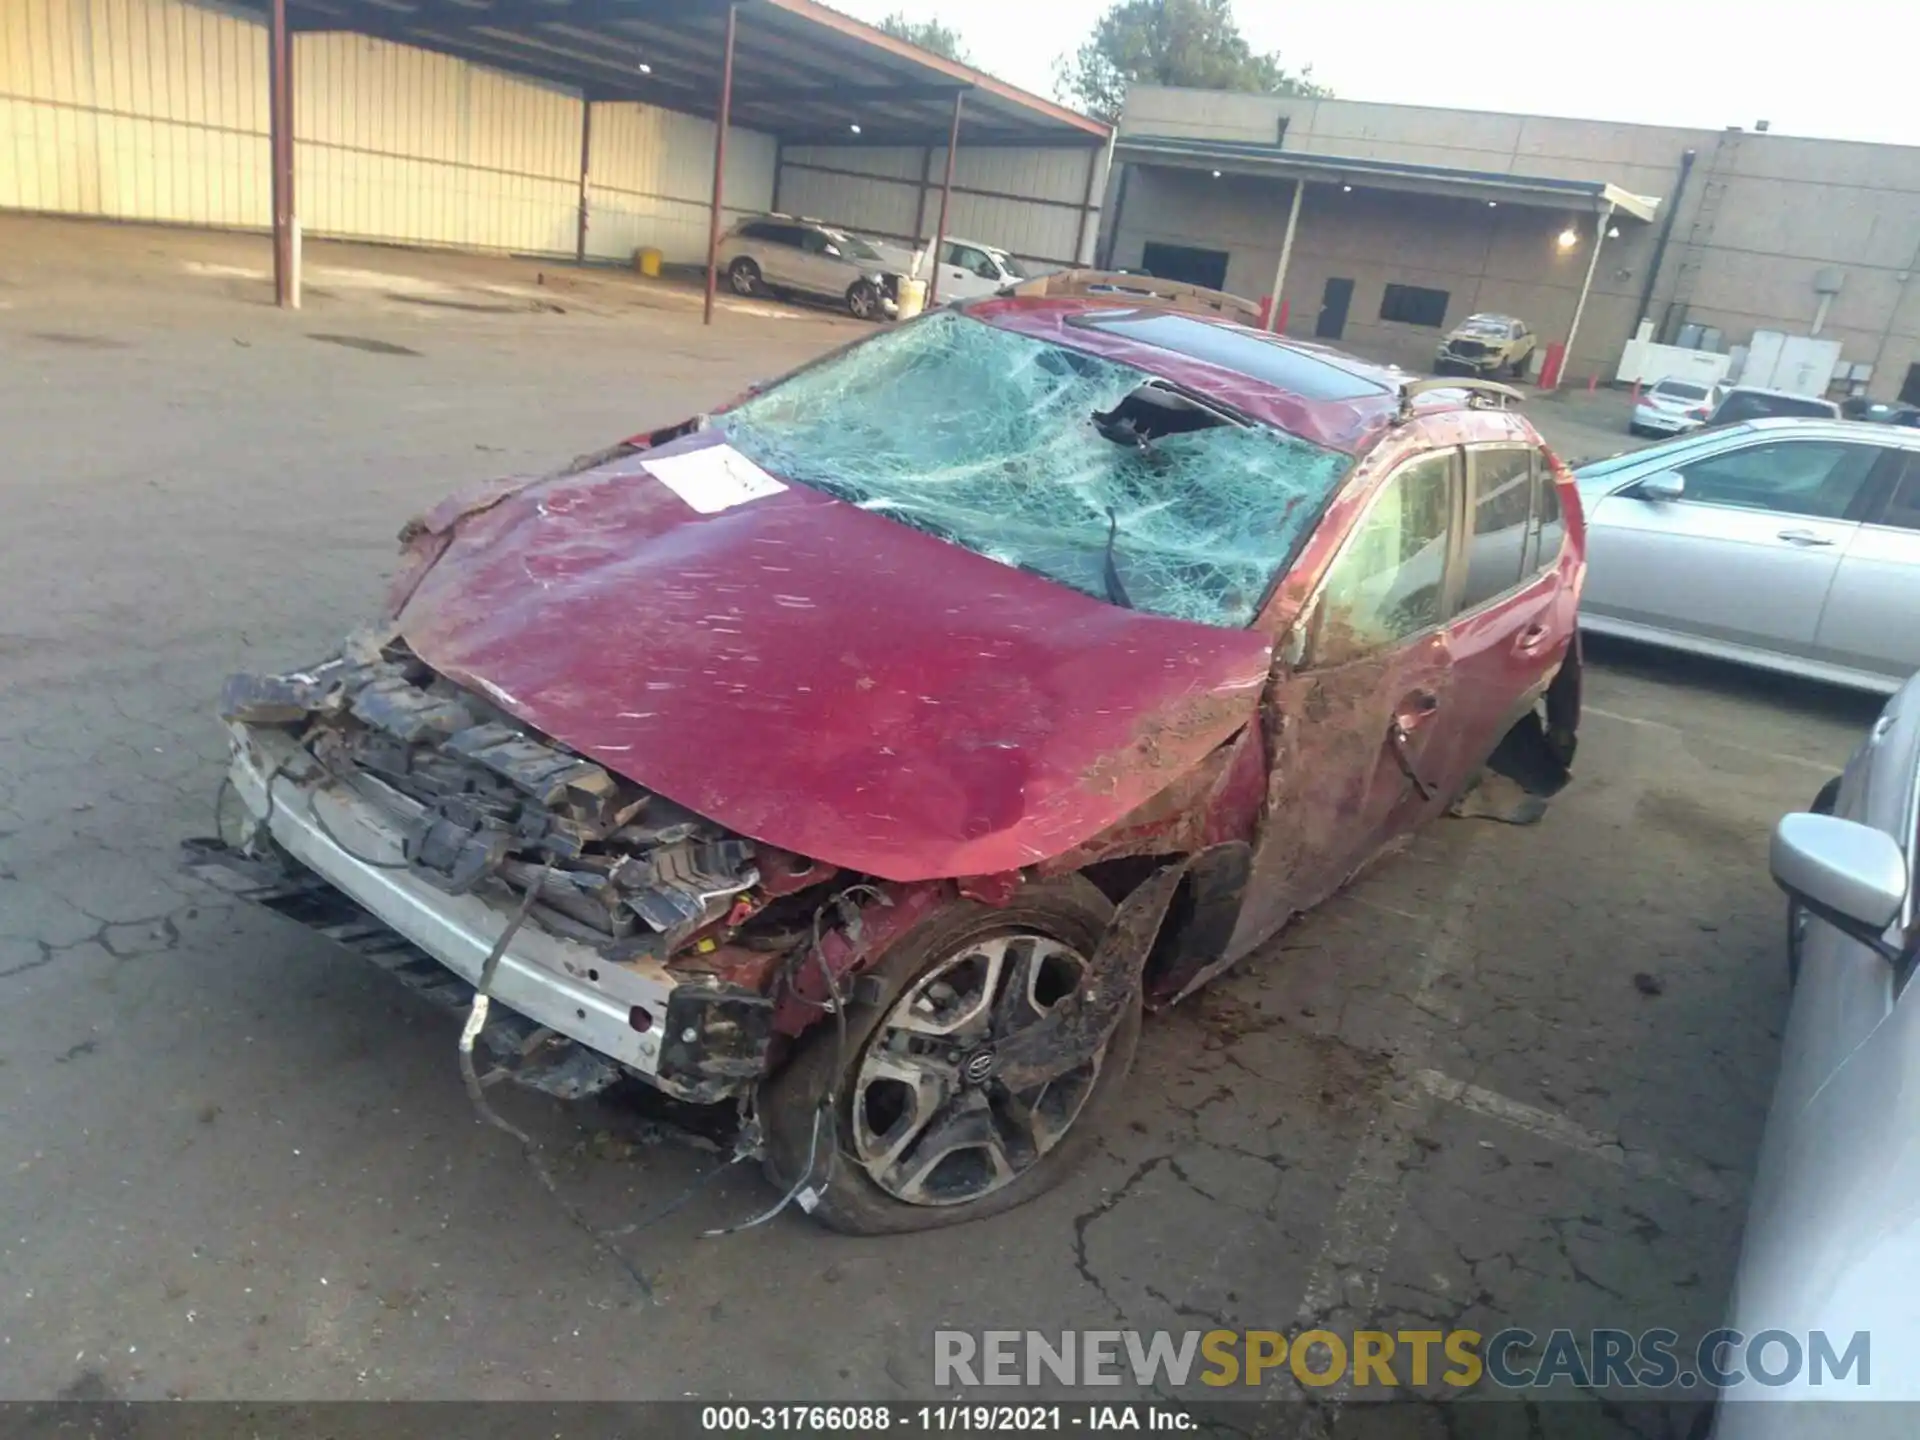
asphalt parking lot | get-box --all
[0,216,1888,1430]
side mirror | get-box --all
[1771,812,1909,955]
[1636,470,1686,502]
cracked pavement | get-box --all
[0,215,1888,1428]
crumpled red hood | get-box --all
[398,432,1272,882]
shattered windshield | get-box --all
[717,310,1350,628]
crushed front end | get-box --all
[190,635,838,1104]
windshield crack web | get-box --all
[719,311,1349,628]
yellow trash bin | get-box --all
[896,277,927,320]
[633,247,663,278]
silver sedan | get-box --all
[1714,672,1920,1425]
[1575,418,1920,694]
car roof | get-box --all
[1743,415,1920,444]
[968,296,1527,453]
[1578,415,1920,476]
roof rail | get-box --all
[1002,269,1264,322]
[1395,375,1527,420]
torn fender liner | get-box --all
[993,859,1199,1092]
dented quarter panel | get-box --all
[397,428,1273,883]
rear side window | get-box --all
[1459,447,1534,610]
[1527,454,1565,573]
[1878,452,1920,532]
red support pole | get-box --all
[928,90,963,306]
[702,2,738,326]
[575,100,592,265]
[269,0,294,308]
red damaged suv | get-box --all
[194,277,1584,1232]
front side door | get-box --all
[1814,447,1920,684]
[1582,436,1879,655]
[1229,449,1465,958]
[1316,277,1354,339]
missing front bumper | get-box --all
[195,725,773,1103]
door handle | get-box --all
[1388,716,1437,800]
[1394,690,1441,732]
[1776,529,1835,547]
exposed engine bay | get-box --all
[217,638,828,965]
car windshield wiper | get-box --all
[1102,507,1132,610]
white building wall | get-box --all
[777,141,1105,270]
[0,0,270,226]
[296,32,582,256]
[585,102,775,266]
[0,0,773,267]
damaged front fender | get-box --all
[993,856,1211,1091]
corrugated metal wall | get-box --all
[297,33,582,255]
[0,0,775,264]
[777,142,1106,269]
[1,0,270,225]
[586,101,775,266]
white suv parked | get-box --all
[721,215,900,320]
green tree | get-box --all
[877,12,969,64]
[1056,0,1330,123]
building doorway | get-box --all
[1140,242,1229,291]
[1900,363,1920,407]
[1316,277,1355,339]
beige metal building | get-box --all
[0,0,1109,288]
[1106,86,1920,403]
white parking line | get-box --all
[1412,1068,1737,1207]
[1289,832,1485,1421]
[1584,705,1837,774]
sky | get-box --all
[831,0,1920,148]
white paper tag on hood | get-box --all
[642,444,787,514]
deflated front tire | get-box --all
[757,875,1139,1234]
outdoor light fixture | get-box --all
[1342,183,1352,192]
[1608,225,1621,238]
[1557,227,1579,249]
[849,123,862,134]
[1487,200,1498,207]
[1211,169,1222,178]
[637,61,651,74]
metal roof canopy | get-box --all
[1116,136,1660,222]
[269,0,1109,146]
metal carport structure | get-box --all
[232,0,1110,317]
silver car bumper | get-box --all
[1632,405,1699,434]
[220,724,695,1090]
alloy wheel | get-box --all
[849,933,1105,1206]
